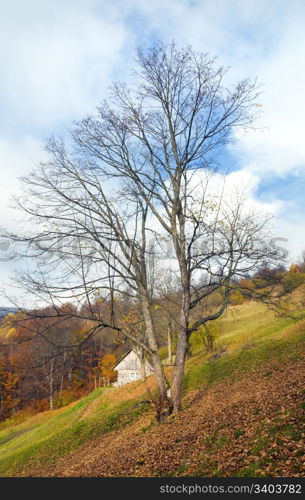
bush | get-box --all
[54,390,74,409]
[282,272,305,294]
[229,290,244,305]
[189,320,222,354]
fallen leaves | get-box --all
[19,350,305,478]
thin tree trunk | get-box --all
[49,358,54,411]
[171,262,190,412]
[141,293,169,403]
[68,358,73,391]
[171,326,188,412]
[167,316,173,365]
[59,351,66,397]
[49,393,53,411]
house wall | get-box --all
[113,350,153,387]
[115,350,141,371]
[115,369,143,387]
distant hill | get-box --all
[0,307,18,319]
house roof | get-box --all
[113,349,133,369]
[114,349,153,371]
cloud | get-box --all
[0,0,129,130]
[0,136,47,229]
[119,0,305,262]
[231,9,305,178]
[186,168,282,222]
[0,138,45,303]
[115,0,305,179]
[117,0,285,61]
[1,0,305,304]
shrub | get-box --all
[282,272,305,294]
[229,290,244,305]
[54,390,74,409]
[189,319,222,354]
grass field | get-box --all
[0,301,304,477]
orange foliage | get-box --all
[100,354,117,386]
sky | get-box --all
[0,0,305,303]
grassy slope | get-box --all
[0,301,304,477]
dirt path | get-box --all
[30,352,305,477]
[0,427,36,446]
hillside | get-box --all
[0,307,18,319]
[0,301,304,477]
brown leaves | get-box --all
[23,344,304,478]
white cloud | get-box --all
[0,137,47,232]
[186,168,282,219]
[121,0,305,262]
[0,0,129,128]
[1,0,305,303]
[117,0,305,178]
[0,137,45,305]
[0,136,44,205]
[231,10,305,177]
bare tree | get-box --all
[2,42,277,414]
[69,42,275,410]
[2,141,171,407]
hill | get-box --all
[0,307,18,319]
[0,301,304,477]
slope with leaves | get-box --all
[0,301,304,477]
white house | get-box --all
[112,349,153,387]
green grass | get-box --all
[183,302,305,393]
[0,387,148,476]
[0,301,305,477]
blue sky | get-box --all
[1,0,305,298]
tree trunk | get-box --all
[171,266,190,412]
[136,347,146,381]
[49,391,53,411]
[141,292,169,404]
[171,326,188,412]
[68,359,72,391]
[59,351,66,397]
[0,394,3,420]
[167,316,173,365]
[140,362,146,381]
[49,359,54,411]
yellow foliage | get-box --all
[100,354,117,385]
[5,328,16,340]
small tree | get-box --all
[100,354,117,386]
[0,357,20,420]
[229,290,245,305]
[190,319,221,354]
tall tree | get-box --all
[70,42,274,410]
[2,42,275,414]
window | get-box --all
[130,372,136,380]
